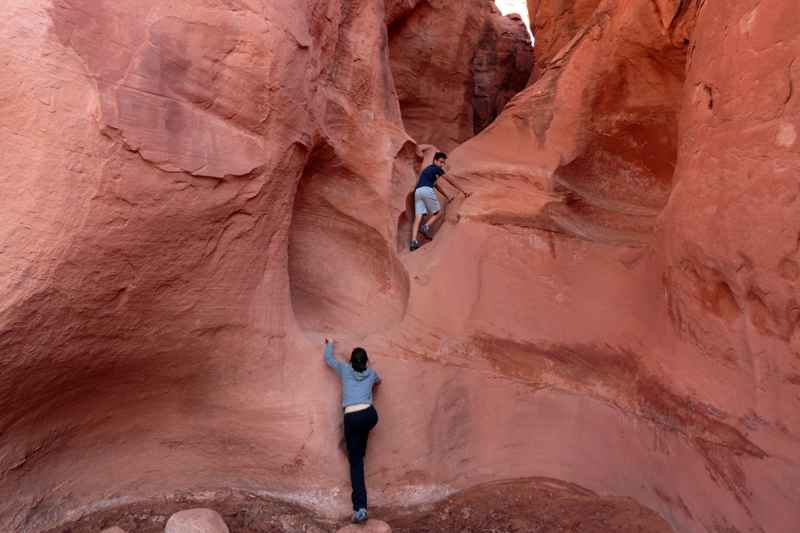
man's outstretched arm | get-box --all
[440,175,469,197]
[435,183,452,202]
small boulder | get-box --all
[164,508,229,533]
[100,528,127,533]
[336,519,391,533]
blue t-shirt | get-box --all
[415,164,445,189]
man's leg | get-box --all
[424,210,442,229]
[411,212,424,248]
[411,213,425,242]
[419,188,443,238]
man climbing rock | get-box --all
[410,152,467,251]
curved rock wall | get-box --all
[660,6,800,531]
[447,0,800,531]
[1,0,415,530]
[1,0,798,532]
[388,0,532,150]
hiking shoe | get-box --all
[352,508,368,523]
[410,239,420,251]
[420,224,433,240]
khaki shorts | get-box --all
[414,186,441,215]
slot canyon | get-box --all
[1,0,798,532]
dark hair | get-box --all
[350,347,369,372]
[434,152,448,162]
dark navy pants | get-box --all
[343,405,378,510]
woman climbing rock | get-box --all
[323,338,381,523]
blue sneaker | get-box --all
[352,508,368,523]
[410,239,420,251]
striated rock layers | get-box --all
[388,0,533,150]
[449,0,800,532]
[1,0,415,530]
[1,1,798,533]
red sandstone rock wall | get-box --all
[388,0,532,150]
[527,0,602,72]
[448,0,800,531]
[662,1,800,373]
[660,6,800,530]
[472,12,534,134]
[2,0,799,532]
[456,0,696,243]
[1,0,417,530]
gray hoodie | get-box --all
[324,343,381,408]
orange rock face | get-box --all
[1,0,414,530]
[448,0,800,532]
[1,1,798,533]
[388,0,532,150]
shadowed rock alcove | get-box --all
[288,142,410,338]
